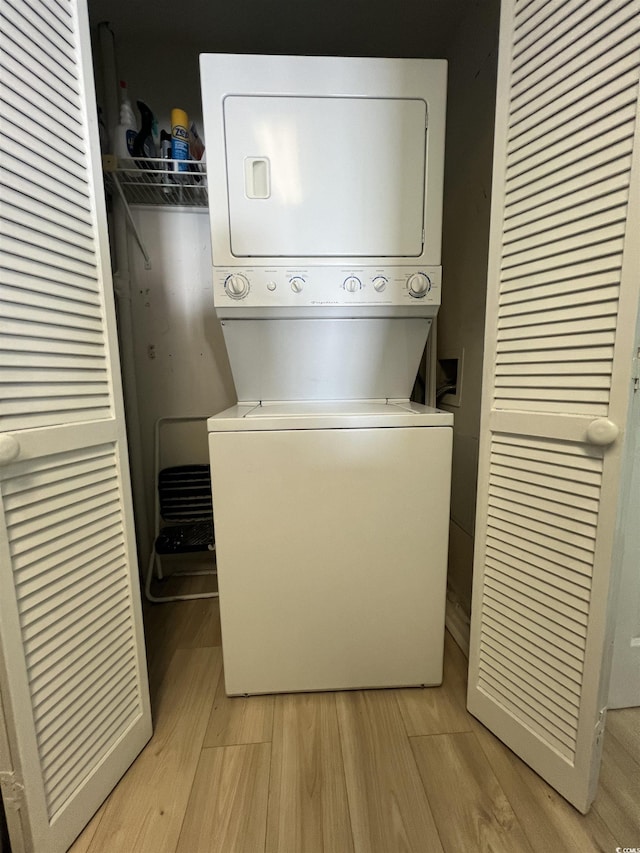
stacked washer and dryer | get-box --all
[200,55,452,695]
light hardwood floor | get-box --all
[70,586,640,853]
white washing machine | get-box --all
[209,401,452,695]
[200,54,452,694]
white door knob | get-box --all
[0,434,20,466]
[586,418,619,446]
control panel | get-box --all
[212,266,442,309]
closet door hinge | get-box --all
[632,347,640,393]
[0,770,24,810]
[594,707,607,749]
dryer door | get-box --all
[223,96,427,258]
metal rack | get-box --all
[103,155,207,206]
[102,156,208,267]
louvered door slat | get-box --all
[0,12,150,850]
[507,131,634,196]
[2,268,99,301]
[1,203,95,254]
[22,0,74,43]
[0,13,80,98]
[1,164,92,225]
[508,48,637,141]
[499,287,620,317]
[39,0,73,26]
[3,444,113,488]
[481,634,581,704]
[488,504,596,553]
[489,489,597,536]
[2,240,98,284]
[498,304,618,335]
[495,377,609,394]
[488,513,595,567]
[497,329,615,350]
[2,366,108,386]
[29,611,130,698]
[2,139,89,201]
[485,562,589,629]
[483,590,586,663]
[503,215,626,261]
[507,103,635,181]
[477,669,577,754]
[25,591,129,673]
[482,603,585,682]
[20,544,124,612]
[5,0,77,66]
[514,0,549,26]
[493,435,603,464]
[515,0,603,50]
[0,50,79,131]
[7,471,116,525]
[47,695,139,818]
[0,316,108,346]
[500,272,619,303]
[489,474,599,516]
[507,146,632,214]
[39,653,136,780]
[1,73,84,139]
[485,548,591,606]
[1,151,90,213]
[479,638,581,729]
[0,299,102,331]
[511,0,639,87]
[17,536,123,601]
[0,286,102,318]
[1,186,93,243]
[482,621,584,692]
[469,0,640,812]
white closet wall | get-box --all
[438,0,501,626]
[126,207,235,524]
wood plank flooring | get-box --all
[70,594,640,853]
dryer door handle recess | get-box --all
[244,157,271,199]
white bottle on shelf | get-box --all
[113,80,137,159]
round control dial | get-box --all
[290,277,305,293]
[225,273,250,300]
[343,276,362,293]
[372,276,388,293]
[407,272,431,298]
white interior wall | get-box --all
[127,208,235,528]
[438,0,500,620]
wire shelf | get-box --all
[104,157,208,207]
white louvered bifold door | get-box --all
[468,0,640,813]
[0,1,152,850]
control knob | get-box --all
[372,276,388,292]
[225,273,250,300]
[290,277,305,293]
[407,272,431,298]
[343,276,361,293]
